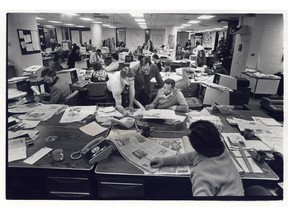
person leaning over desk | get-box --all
[105,67,140,116]
[34,67,70,104]
[145,78,189,113]
[150,120,244,196]
[133,56,163,106]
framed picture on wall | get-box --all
[17,29,41,55]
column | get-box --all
[164,25,178,60]
[90,23,102,49]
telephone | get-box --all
[71,136,115,164]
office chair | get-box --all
[64,90,79,105]
[86,82,107,104]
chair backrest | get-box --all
[86,82,107,99]
[64,90,79,105]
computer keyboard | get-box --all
[73,80,88,88]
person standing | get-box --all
[67,45,81,69]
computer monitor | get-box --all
[213,73,237,90]
[70,69,78,84]
[56,69,78,84]
[125,55,134,63]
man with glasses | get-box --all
[34,67,70,104]
[145,78,189,113]
[133,56,163,106]
[106,67,140,116]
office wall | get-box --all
[246,14,283,74]
[178,32,189,47]
[7,13,43,77]
[230,14,283,77]
[55,26,62,44]
[102,28,116,42]
[126,29,145,52]
[150,29,165,49]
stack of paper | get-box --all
[60,106,96,123]
[8,138,27,162]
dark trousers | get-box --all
[135,89,151,106]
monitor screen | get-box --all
[125,55,134,63]
[70,69,78,84]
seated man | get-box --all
[103,53,120,72]
[50,54,64,72]
[145,78,189,112]
[34,67,70,104]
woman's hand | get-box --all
[150,157,164,168]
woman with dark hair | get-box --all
[150,120,244,197]
[67,45,81,68]
[90,62,108,82]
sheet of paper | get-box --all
[8,103,42,113]
[31,31,40,50]
[24,34,32,43]
[23,147,52,165]
[252,116,282,127]
[26,43,34,52]
[79,121,108,136]
[8,138,27,162]
[17,120,40,129]
[141,109,176,120]
[18,30,24,39]
[8,130,39,140]
[60,106,96,123]
[237,157,263,173]
[245,140,272,151]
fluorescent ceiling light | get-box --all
[102,24,111,27]
[76,25,85,28]
[44,25,54,28]
[135,18,145,22]
[197,15,215,20]
[62,13,79,16]
[79,17,93,21]
[93,21,103,24]
[130,12,144,17]
[138,23,146,25]
[177,26,184,28]
[181,24,191,27]
[188,20,200,24]
[36,17,44,20]
[48,20,62,24]
[212,28,223,31]
[64,23,75,26]
[223,26,228,28]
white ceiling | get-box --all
[33,13,245,32]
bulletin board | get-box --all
[17,29,41,55]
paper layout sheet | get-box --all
[8,130,39,141]
[8,138,27,162]
[149,138,191,175]
[108,130,178,173]
[60,106,96,123]
[18,104,65,121]
[8,102,42,113]
[95,106,123,123]
[79,121,108,137]
[23,147,53,165]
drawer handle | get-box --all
[101,182,143,186]
[50,191,90,198]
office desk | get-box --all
[95,110,280,199]
[241,72,281,97]
[7,112,101,199]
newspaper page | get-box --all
[18,104,65,121]
[8,102,42,113]
[149,138,191,175]
[107,130,178,173]
[59,106,96,123]
[141,109,177,120]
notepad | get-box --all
[23,147,52,165]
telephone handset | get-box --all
[70,136,115,164]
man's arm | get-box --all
[128,82,135,108]
[174,90,189,112]
[50,87,63,104]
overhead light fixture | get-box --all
[138,22,146,25]
[212,28,223,31]
[197,15,215,20]
[64,23,75,26]
[135,18,145,22]
[93,21,103,24]
[177,26,184,28]
[130,12,144,17]
[188,20,200,24]
[181,24,191,27]
[48,20,62,24]
[62,12,79,16]
[44,25,55,28]
[76,25,85,28]
[36,17,44,20]
[223,26,228,28]
[79,17,93,21]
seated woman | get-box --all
[150,120,244,197]
[90,62,108,82]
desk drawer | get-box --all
[49,191,91,199]
[48,176,91,194]
[98,178,144,198]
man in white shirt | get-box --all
[194,41,204,56]
[103,53,120,72]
